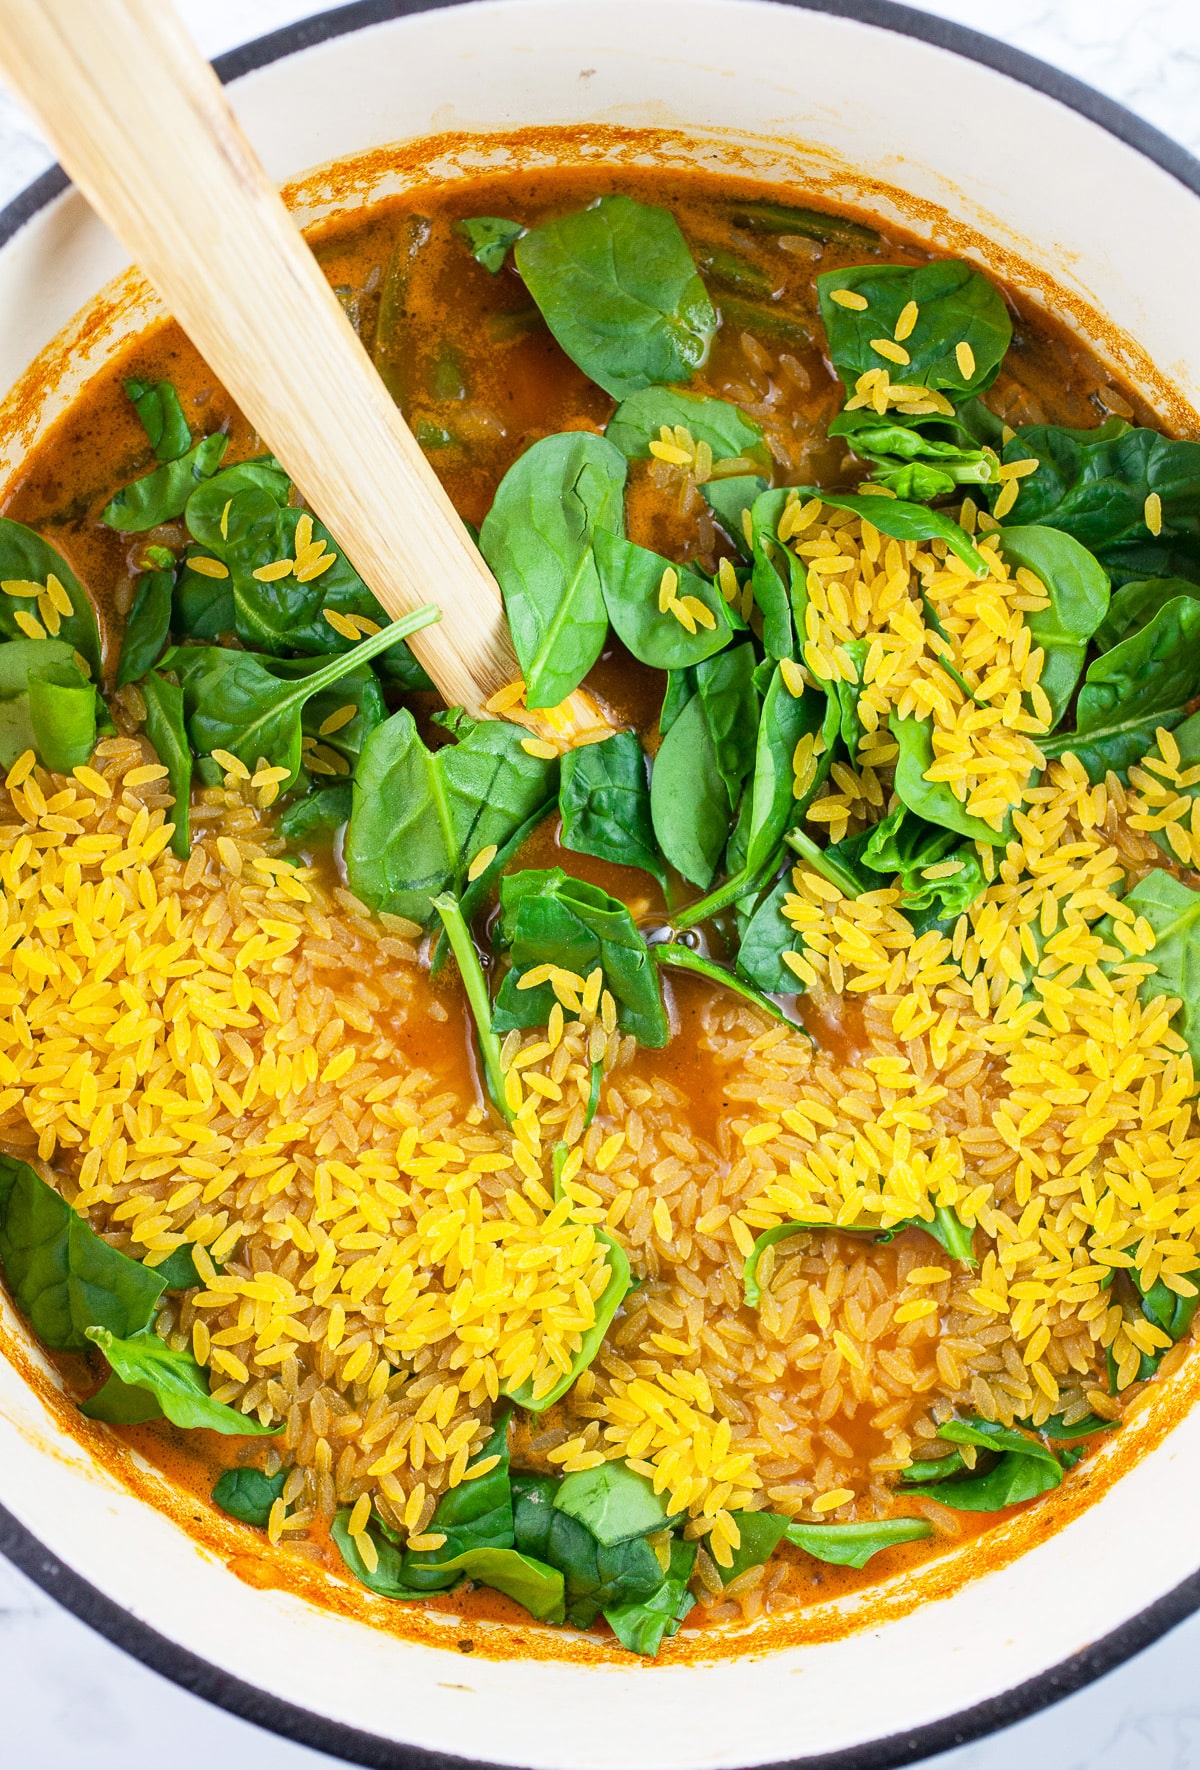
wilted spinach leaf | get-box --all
[103,432,228,532]
[861,805,985,919]
[458,215,526,272]
[898,1417,1064,1510]
[816,260,1011,397]
[513,194,717,400]
[116,569,173,687]
[553,1460,673,1546]
[559,730,664,885]
[604,1538,695,1657]
[784,1517,932,1567]
[212,1466,287,1527]
[479,432,627,708]
[345,709,557,926]
[125,377,193,461]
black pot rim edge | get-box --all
[1,2,1199,1767]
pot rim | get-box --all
[1,3,1200,1766]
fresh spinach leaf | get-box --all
[492,867,668,1046]
[549,1512,666,1630]
[649,689,730,889]
[816,259,1011,397]
[605,388,766,466]
[103,433,228,532]
[345,707,556,926]
[0,517,102,673]
[1122,870,1200,1063]
[0,639,99,775]
[0,1155,164,1353]
[659,666,697,736]
[479,432,627,708]
[692,642,761,809]
[116,569,173,687]
[736,874,798,995]
[604,1538,696,1657]
[171,606,437,789]
[595,531,732,670]
[998,525,1110,726]
[331,1510,420,1598]
[559,730,664,885]
[1093,577,1200,652]
[513,194,717,399]
[458,216,526,272]
[124,377,193,461]
[998,421,1200,579]
[84,1326,279,1434]
[151,1243,208,1290]
[1041,595,1200,780]
[399,1417,514,1586]
[212,1466,287,1527]
[553,1460,673,1546]
[861,805,985,919]
[891,714,1012,843]
[278,783,353,847]
[653,942,800,1030]
[718,1510,790,1583]
[784,1517,932,1567]
[703,476,767,557]
[898,1417,1064,1510]
[140,670,192,858]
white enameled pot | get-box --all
[2,4,1200,1767]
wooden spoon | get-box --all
[0,0,524,720]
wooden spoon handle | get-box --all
[0,0,520,717]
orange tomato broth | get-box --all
[0,143,1193,1663]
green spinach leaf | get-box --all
[513,194,717,399]
[605,388,765,466]
[278,783,353,847]
[891,714,1012,843]
[84,1326,279,1434]
[861,805,985,918]
[784,1517,932,1567]
[998,525,1110,726]
[479,432,627,708]
[653,943,799,1029]
[492,867,668,1046]
[0,1155,163,1353]
[212,1466,287,1527]
[816,260,1011,397]
[1041,595,1200,780]
[649,689,730,889]
[604,1538,695,1657]
[559,730,664,885]
[1093,577,1200,652]
[116,569,173,687]
[595,531,732,670]
[1122,870,1200,1063]
[125,377,193,461]
[140,670,192,858]
[736,874,798,995]
[345,708,556,926]
[898,1417,1064,1510]
[0,518,101,673]
[0,639,99,775]
[103,433,228,532]
[553,1460,673,1546]
[458,216,526,272]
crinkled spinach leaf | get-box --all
[559,729,664,885]
[816,259,1011,397]
[84,1326,279,1434]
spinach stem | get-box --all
[653,942,801,1030]
[432,892,512,1125]
[786,829,864,897]
[671,865,760,931]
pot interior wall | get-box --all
[1,5,1199,1767]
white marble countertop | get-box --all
[2,1,1200,1765]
